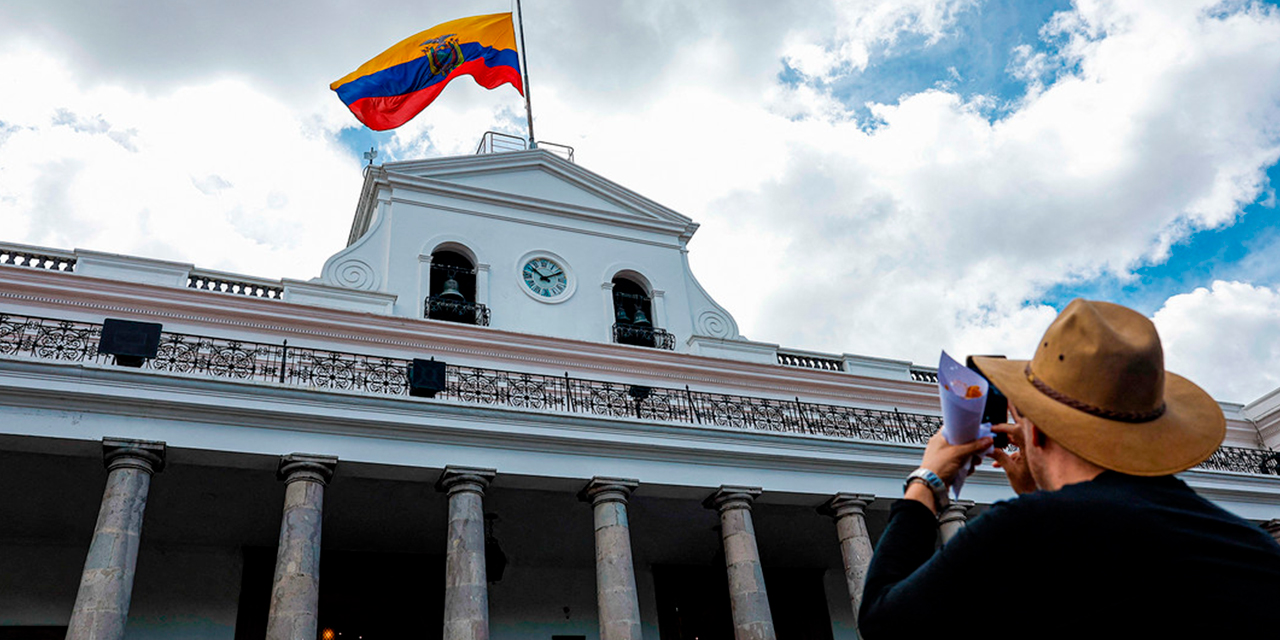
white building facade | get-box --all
[2,147,1278,640]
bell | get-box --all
[633,307,651,326]
[615,305,630,323]
[439,276,466,302]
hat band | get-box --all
[1024,365,1166,423]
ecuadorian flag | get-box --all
[331,13,523,131]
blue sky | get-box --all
[795,0,1075,124]
[773,0,1280,320]
[1043,162,1280,315]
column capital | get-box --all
[579,477,639,506]
[277,453,338,485]
[938,499,975,526]
[102,438,166,474]
[702,485,762,512]
[436,466,497,496]
[818,492,876,519]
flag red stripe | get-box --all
[345,59,523,131]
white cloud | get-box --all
[678,1,1280,392]
[0,44,362,278]
[782,0,979,80]
[1154,281,1280,402]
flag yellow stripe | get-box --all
[331,13,517,90]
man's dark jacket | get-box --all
[859,471,1280,638]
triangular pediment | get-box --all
[380,150,695,230]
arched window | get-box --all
[426,249,489,325]
[611,275,673,349]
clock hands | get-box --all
[533,266,564,282]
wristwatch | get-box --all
[905,467,950,510]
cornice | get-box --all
[0,265,941,411]
[379,170,692,238]
[382,150,694,227]
[386,196,685,251]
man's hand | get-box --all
[906,431,991,515]
[990,414,1038,494]
[921,430,992,485]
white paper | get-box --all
[937,351,993,497]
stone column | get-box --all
[1263,519,1280,544]
[66,438,166,640]
[437,466,497,640]
[266,454,338,640]
[579,477,643,640]
[704,486,775,640]
[938,500,974,545]
[819,493,875,625]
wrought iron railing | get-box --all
[1199,446,1280,476]
[0,312,1276,477]
[187,271,284,300]
[425,296,491,326]
[778,351,845,372]
[612,323,676,350]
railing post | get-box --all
[685,385,701,424]
[279,340,288,383]
[794,397,809,433]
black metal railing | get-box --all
[0,312,1276,477]
[612,323,676,350]
[1199,446,1280,476]
[425,296,491,326]
[778,352,845,372]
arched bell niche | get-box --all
[426,248,488,325]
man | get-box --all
[858,300,1280,638]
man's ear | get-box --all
[1030,424,1049,449]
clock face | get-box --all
[521,257,569,299]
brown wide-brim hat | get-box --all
[972,299,1224,476]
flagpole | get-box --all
[514,0,536,148]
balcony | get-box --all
[425,296,491,327]
[1,312,1277,478]
[613,322,675,350]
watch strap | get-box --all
[905,467,950,510]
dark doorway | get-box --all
[653,565,734,640]
[0,629,67,639]
[653,565,834,640]
[763,568,835,640]
[235,548,444,640]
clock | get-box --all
[518,252,576,303]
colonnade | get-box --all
[63,437,982,640]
